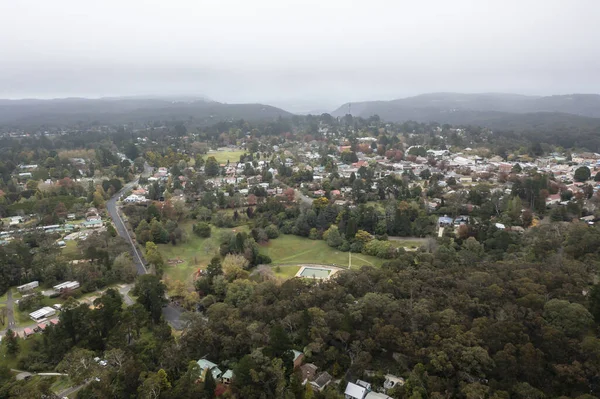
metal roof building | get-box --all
[29,306,56,321]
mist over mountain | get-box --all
[0,97,292,128]
[331,93,600,128]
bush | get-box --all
[193,222,212,238]
[281,221,294,235]
[265,224,280,239]
[363,239,396,259]
[350,241,364,253]
[339,240,351,252]
[256,254,272,264]
[309,228,319,240]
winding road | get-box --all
[106,164,183,330]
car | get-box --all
[99,360,108,367]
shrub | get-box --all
[193,222,212,238]
[309,228,319,240]
[265,224,280,239]
[256,254,272,264]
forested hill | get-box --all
[0,98,293,128]
[330,93,600,129]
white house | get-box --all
[197,359,222,381]
[124,194,147,203]
[345,382,367,399]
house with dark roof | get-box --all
[310,372,333,392]
[300,363,318,382]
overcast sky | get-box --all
[1,0,599,111]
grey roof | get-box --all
[311,372,332,389]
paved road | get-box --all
[105,165,182,329]
[0,289,17,335]
[118,284,135,306]
[295,189,313,206]
[57,380,91,398]
[106,189,148,275]
[6,289,15,327]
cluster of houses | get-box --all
[196,349,404,396]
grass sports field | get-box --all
[206,150,246,164]
[260,235,384,268]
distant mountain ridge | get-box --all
[0,97,292,127]
[330,93,600,126]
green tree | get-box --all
[589,284,600,324]
[325,226,343,248]
[574,166,591,182]
[145,242,165,276]
[203,368,217,399]
[57,348,98,384]
[138,369,171,399]
[193,222,212,238]
[205,156,220,177]
[543,299,594,338]
[133,275,167,324]
[4,329,19,355]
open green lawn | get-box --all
[155,223,249,284]
[0,334,37,370]
[261,235,384,268]
[272,265,301,279]
[206,150,246,164]
[13,306,35,327]
[388,239,425,249]
[156,225,385,284]
[61,240,82,260]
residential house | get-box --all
[197,359,223,382]
[124,194,147,203]
[9,216,24,226]
[292,350,304,369]
[300,363,318,382]
[365,393,393,399]
[546,194,561,206]
[356,380,371,391]
[221,369,234,384]
[310,372,333,392]
[438,216,453,226]
[383,374,405,391]
[345,382,367,399]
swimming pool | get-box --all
[297,266,332,279]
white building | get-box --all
[124,194,147,203]
[17,281,39,293]
[345,382,367,399]
[29,306,56,322]
[53,281,80,292]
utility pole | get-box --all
[349,251,352,269]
